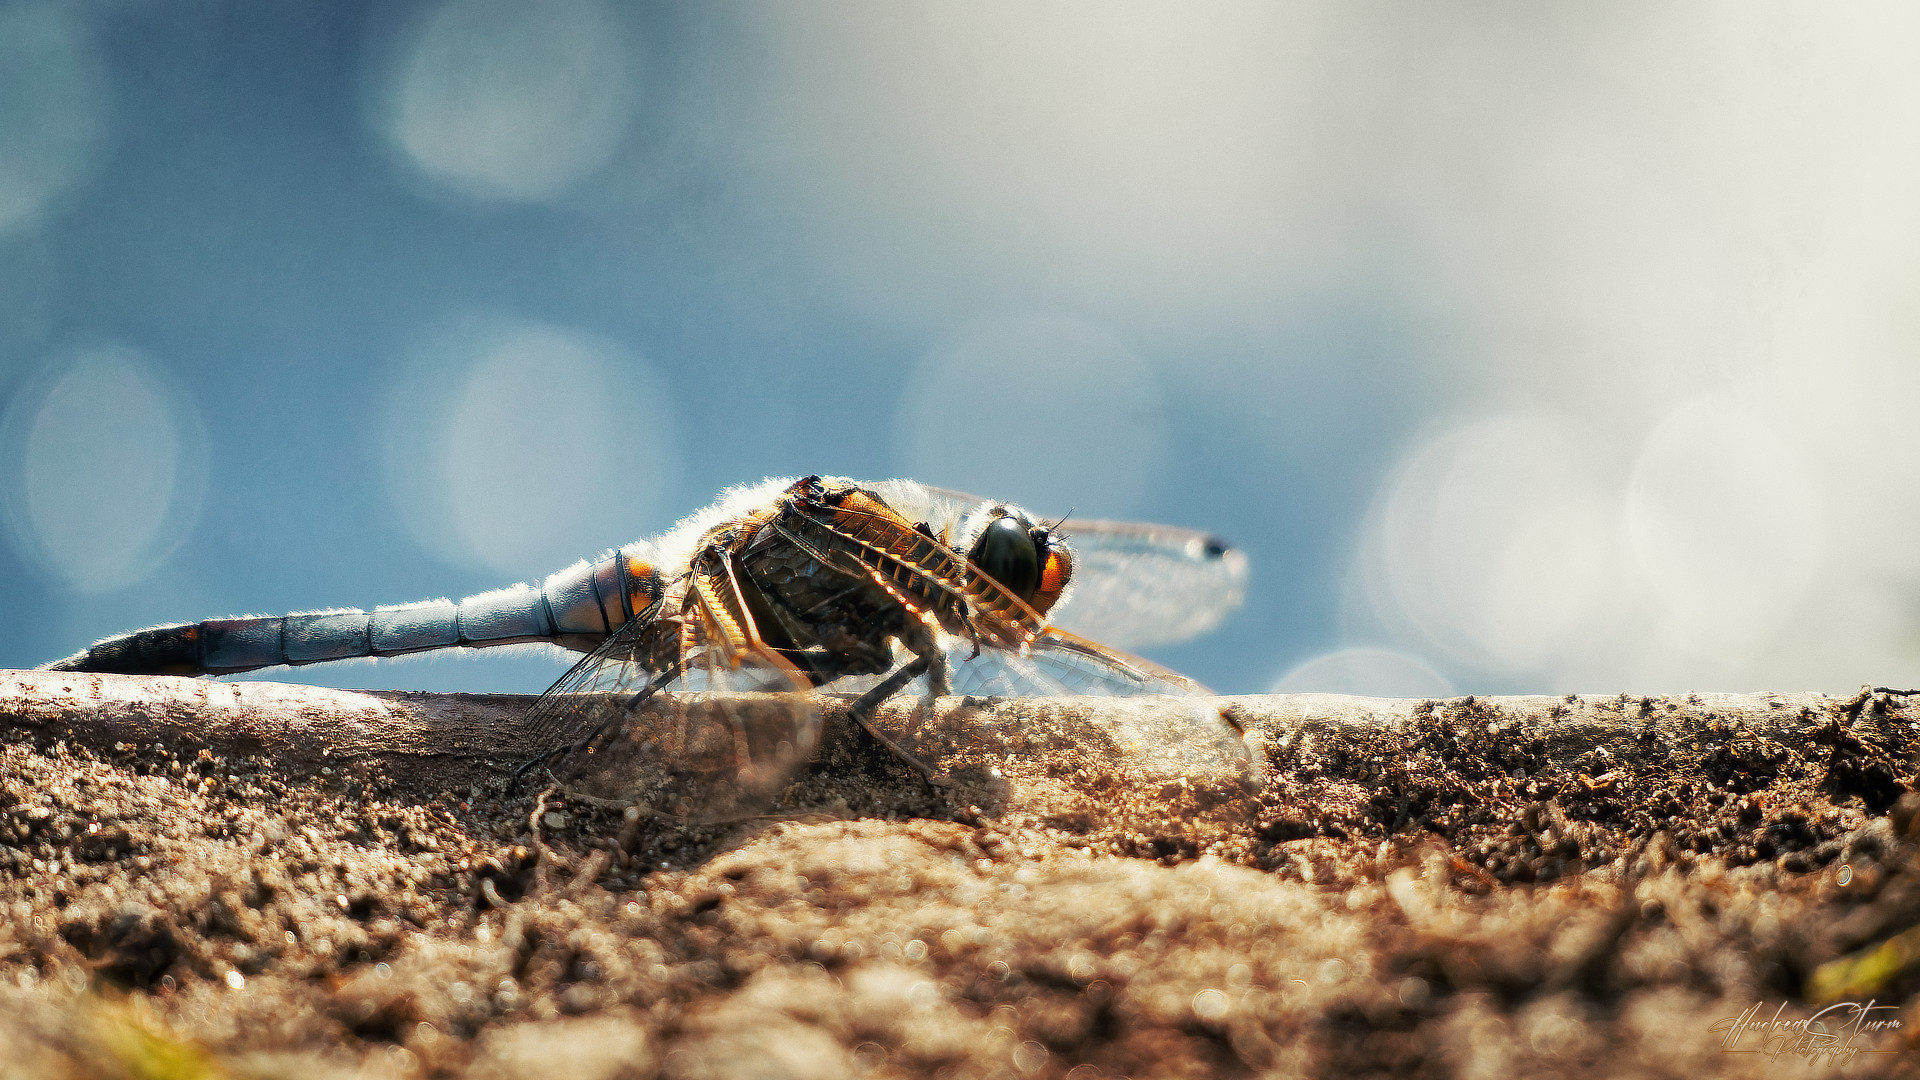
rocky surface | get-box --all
[3,670,1919,1078]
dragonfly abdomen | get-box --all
[42,547,662,676]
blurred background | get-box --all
[3,1,1918,697]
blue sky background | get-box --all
[4,2,1918,698]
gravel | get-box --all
[3,671,1917,1078]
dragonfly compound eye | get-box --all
[972,514,1042,603]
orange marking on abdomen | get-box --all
[625,558,657,608]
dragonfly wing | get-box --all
[524,614,817,820]
[1045,519,1247,650]
[944,629,1210,697]
[865,631,1259,800]
[521,613,663,757]
[865,482,1247,649]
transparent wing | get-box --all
[945,629,1210,697]
[522,614,817,821]
[1046,519,1247,650]
[520,615,657,750]
[863,631,1259,806]
[868,482,1248,650]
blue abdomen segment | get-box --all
[42,546,662,676]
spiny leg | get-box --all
[926,648,951,697]
[887,646,951,751]
[842,654,942,785]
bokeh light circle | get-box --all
[382,315,682,577]
[892,314,1169,519]
[1624,396,1824,658]
[1271,647,1453,698]
[374,0,637,203]
[1356,412,1619,677]
[0,4,109,233]
[0,345,207,594]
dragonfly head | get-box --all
[969,508,1073,617]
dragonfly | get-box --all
[43,476,1251,820]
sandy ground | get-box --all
[2,670,1918,1078]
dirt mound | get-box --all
[2,672,1918,1077]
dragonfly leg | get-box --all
[506,747,562,798]
[926,648,952,697]
[843,654,941,785]
[890,647,951,748]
